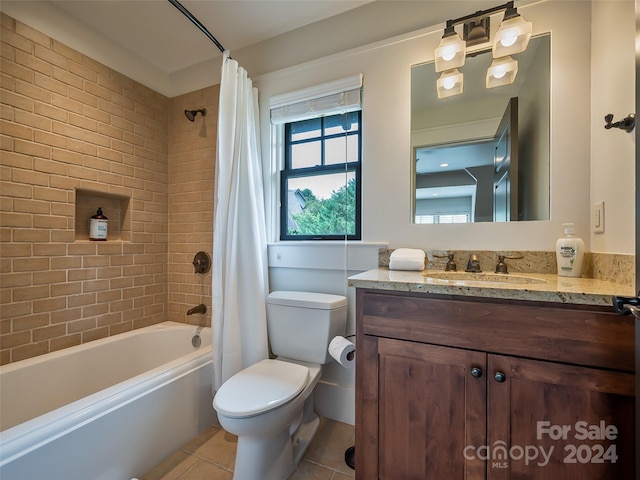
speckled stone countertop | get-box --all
[348,268,636,307]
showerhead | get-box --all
[185,108,207,122]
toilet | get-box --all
[212,290,348,480]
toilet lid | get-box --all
[213,359,309,418]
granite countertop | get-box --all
[348,268,636,306]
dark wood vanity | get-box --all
[354,288,635,479]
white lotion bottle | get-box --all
[555,223,585,277]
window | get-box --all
[280,111,361,240]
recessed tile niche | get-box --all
[75,189,131,242]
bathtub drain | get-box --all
[192,335,201,347]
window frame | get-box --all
[280,111,362,241]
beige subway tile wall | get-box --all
[0,13,216,365]
[168,88,217,326]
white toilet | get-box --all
[212,290,348,480]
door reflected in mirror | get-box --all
[412,34,550,224]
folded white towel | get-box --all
[389,248,425,271]
[391,248,425,259]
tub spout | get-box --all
[187,304,207,315]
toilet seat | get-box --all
[214,359,309,418]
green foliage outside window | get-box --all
[289,178,356,236]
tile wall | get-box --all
[167,88,217,326]
[0,13,216,364]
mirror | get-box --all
[411,34,550,223]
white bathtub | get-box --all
[0,321,215,480]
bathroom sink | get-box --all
[424,271,548,285]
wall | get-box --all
[2,0,634,253]
[268,241,385,425]
[0,13,217,365]
[589,1,636,254]
[257,1,635,255]
[256,0,635,424]
[167,87,218,326]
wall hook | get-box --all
[604,113,635,132]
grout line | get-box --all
[179,448,235,474]
[174,458,200,480]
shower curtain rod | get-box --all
[167,0,226,54]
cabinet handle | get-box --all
[494,371,507,383]
[470,367,483,378]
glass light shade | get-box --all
[486,56,518,88]
[437,69,463,98]
[435,32,466,72]
[492,15,532,57]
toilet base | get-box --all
[291,410,319,466]
[229,396,319,480]
[232,427,296,480]
[230,414,319,480]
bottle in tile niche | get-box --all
[555,223,585,277]
[89,207,108,241]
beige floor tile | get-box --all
[141,450,198,480]
[302,418,355,477]
[184,426,237,470]
[143,418,355,479]
[332,472,356,480]
[181,425,223,453]
[288,460,334,480]
[179,460,233,480]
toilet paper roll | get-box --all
[329,336,355,369]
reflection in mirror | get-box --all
[412,34,550,224]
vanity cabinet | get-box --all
[355,289,635,480]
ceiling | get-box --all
[0,0,523,97]
[0,0,375,95]
[47,0,375,75]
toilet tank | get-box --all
[266,291,347,364]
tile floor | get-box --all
[142,417,355,480]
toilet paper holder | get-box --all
[328,336,355,369]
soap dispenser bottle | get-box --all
[89,207,108,241]
[555,223,585,277]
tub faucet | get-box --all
[187,304,207,315]
[465,254,482,273]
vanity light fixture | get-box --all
[434,1,531,97]
[486,56,518,88]
[435,25,466,72]
[492,5,532,58]
[436,69,463,98]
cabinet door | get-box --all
[487,354,635,479]
[357,335,487,479]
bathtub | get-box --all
[0,321,215,480]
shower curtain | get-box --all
[212,51,269,391]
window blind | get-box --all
[270,74,363,125]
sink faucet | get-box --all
[495,255,524,274]
[433,252,457,271]
[187,304,207,315]
[465,254,482,273]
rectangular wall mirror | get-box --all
[411,33,550,224]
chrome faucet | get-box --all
[465,254,482,273]
[187,304,207,315]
